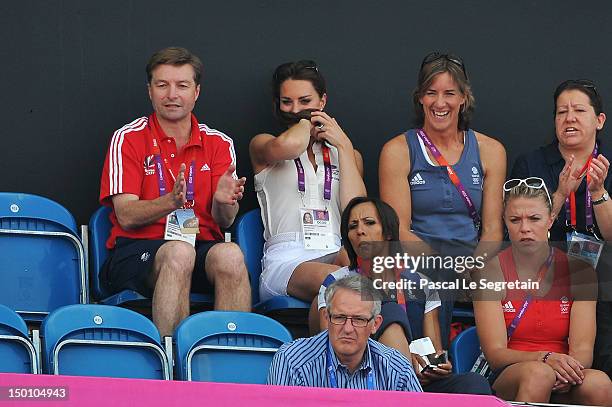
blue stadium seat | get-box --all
[0,192,87,322]
[449,326,480,373]
[0,304,38,374]
[234,209,310,312]
[41,304,169,379]
[89,206,213,307]
[174,311,292,383]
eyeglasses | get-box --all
[328,314,374,327]
[503,177,552,207]
[558,79,598,96]
[420,52,468,79]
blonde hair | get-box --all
[503,184,552,213]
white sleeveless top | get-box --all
[255,142,342,242]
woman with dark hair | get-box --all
[510,79,612,380]
[473,178,611,404]
[316,196,491,395]
[379,52,506,348]
[511,79,609,242]
[249,61,366,314]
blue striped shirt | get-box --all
[267,331,422,392]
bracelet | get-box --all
[542,351,553,363]
[593,191,609,206]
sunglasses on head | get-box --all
[503,177,552,207]
[420,52,468,79]
[273,60,318,81]
[297,60,318,71]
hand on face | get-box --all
[278,108,320,127]
[213,165,246,206]
[310,111,351,150]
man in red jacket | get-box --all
[99,47,250,336]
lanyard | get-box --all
[294,143,333,201]
[326,340,374,390]
[507,247,554,339]
[356,257,406,310]
[151,136,196,208]
[416,129,481,230]
[565,144,598,233]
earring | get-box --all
[547,230,551,240]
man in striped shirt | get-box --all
[99,47,251,337]
[268,275,423,391]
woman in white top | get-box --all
[250,60,366,313]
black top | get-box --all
[510,138,612,242]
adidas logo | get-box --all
[200,164,210,171]
[410,173,426,185]
[503,301,515,313]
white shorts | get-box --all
[259,238,340,302]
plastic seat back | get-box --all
[449,326,480,373]
[0,304,38,373]
[234,209,311,314]
[0,192,87,321]
[89,206,112,300]
[234,209,264,304]
[174,311,292,383]
[42,304,169,379]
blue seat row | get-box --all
[0,192,309,325]
[0,304,38,374]
[0,192,88,322]
[0,191,470,348]
[0,304,292,382]
[3,299,480,379]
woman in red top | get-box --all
[473,178,611,405]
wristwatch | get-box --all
[593,191,610,206]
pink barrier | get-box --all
[0,373,509,407]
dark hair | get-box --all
[340,196,400,270]
[146,47,203,85]
[413,52,474,131]
[272,60,326,119]
[553,79,604,118]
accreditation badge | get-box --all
[566,231,604,268]
[300,208,335,250]
[164,209,197,247]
